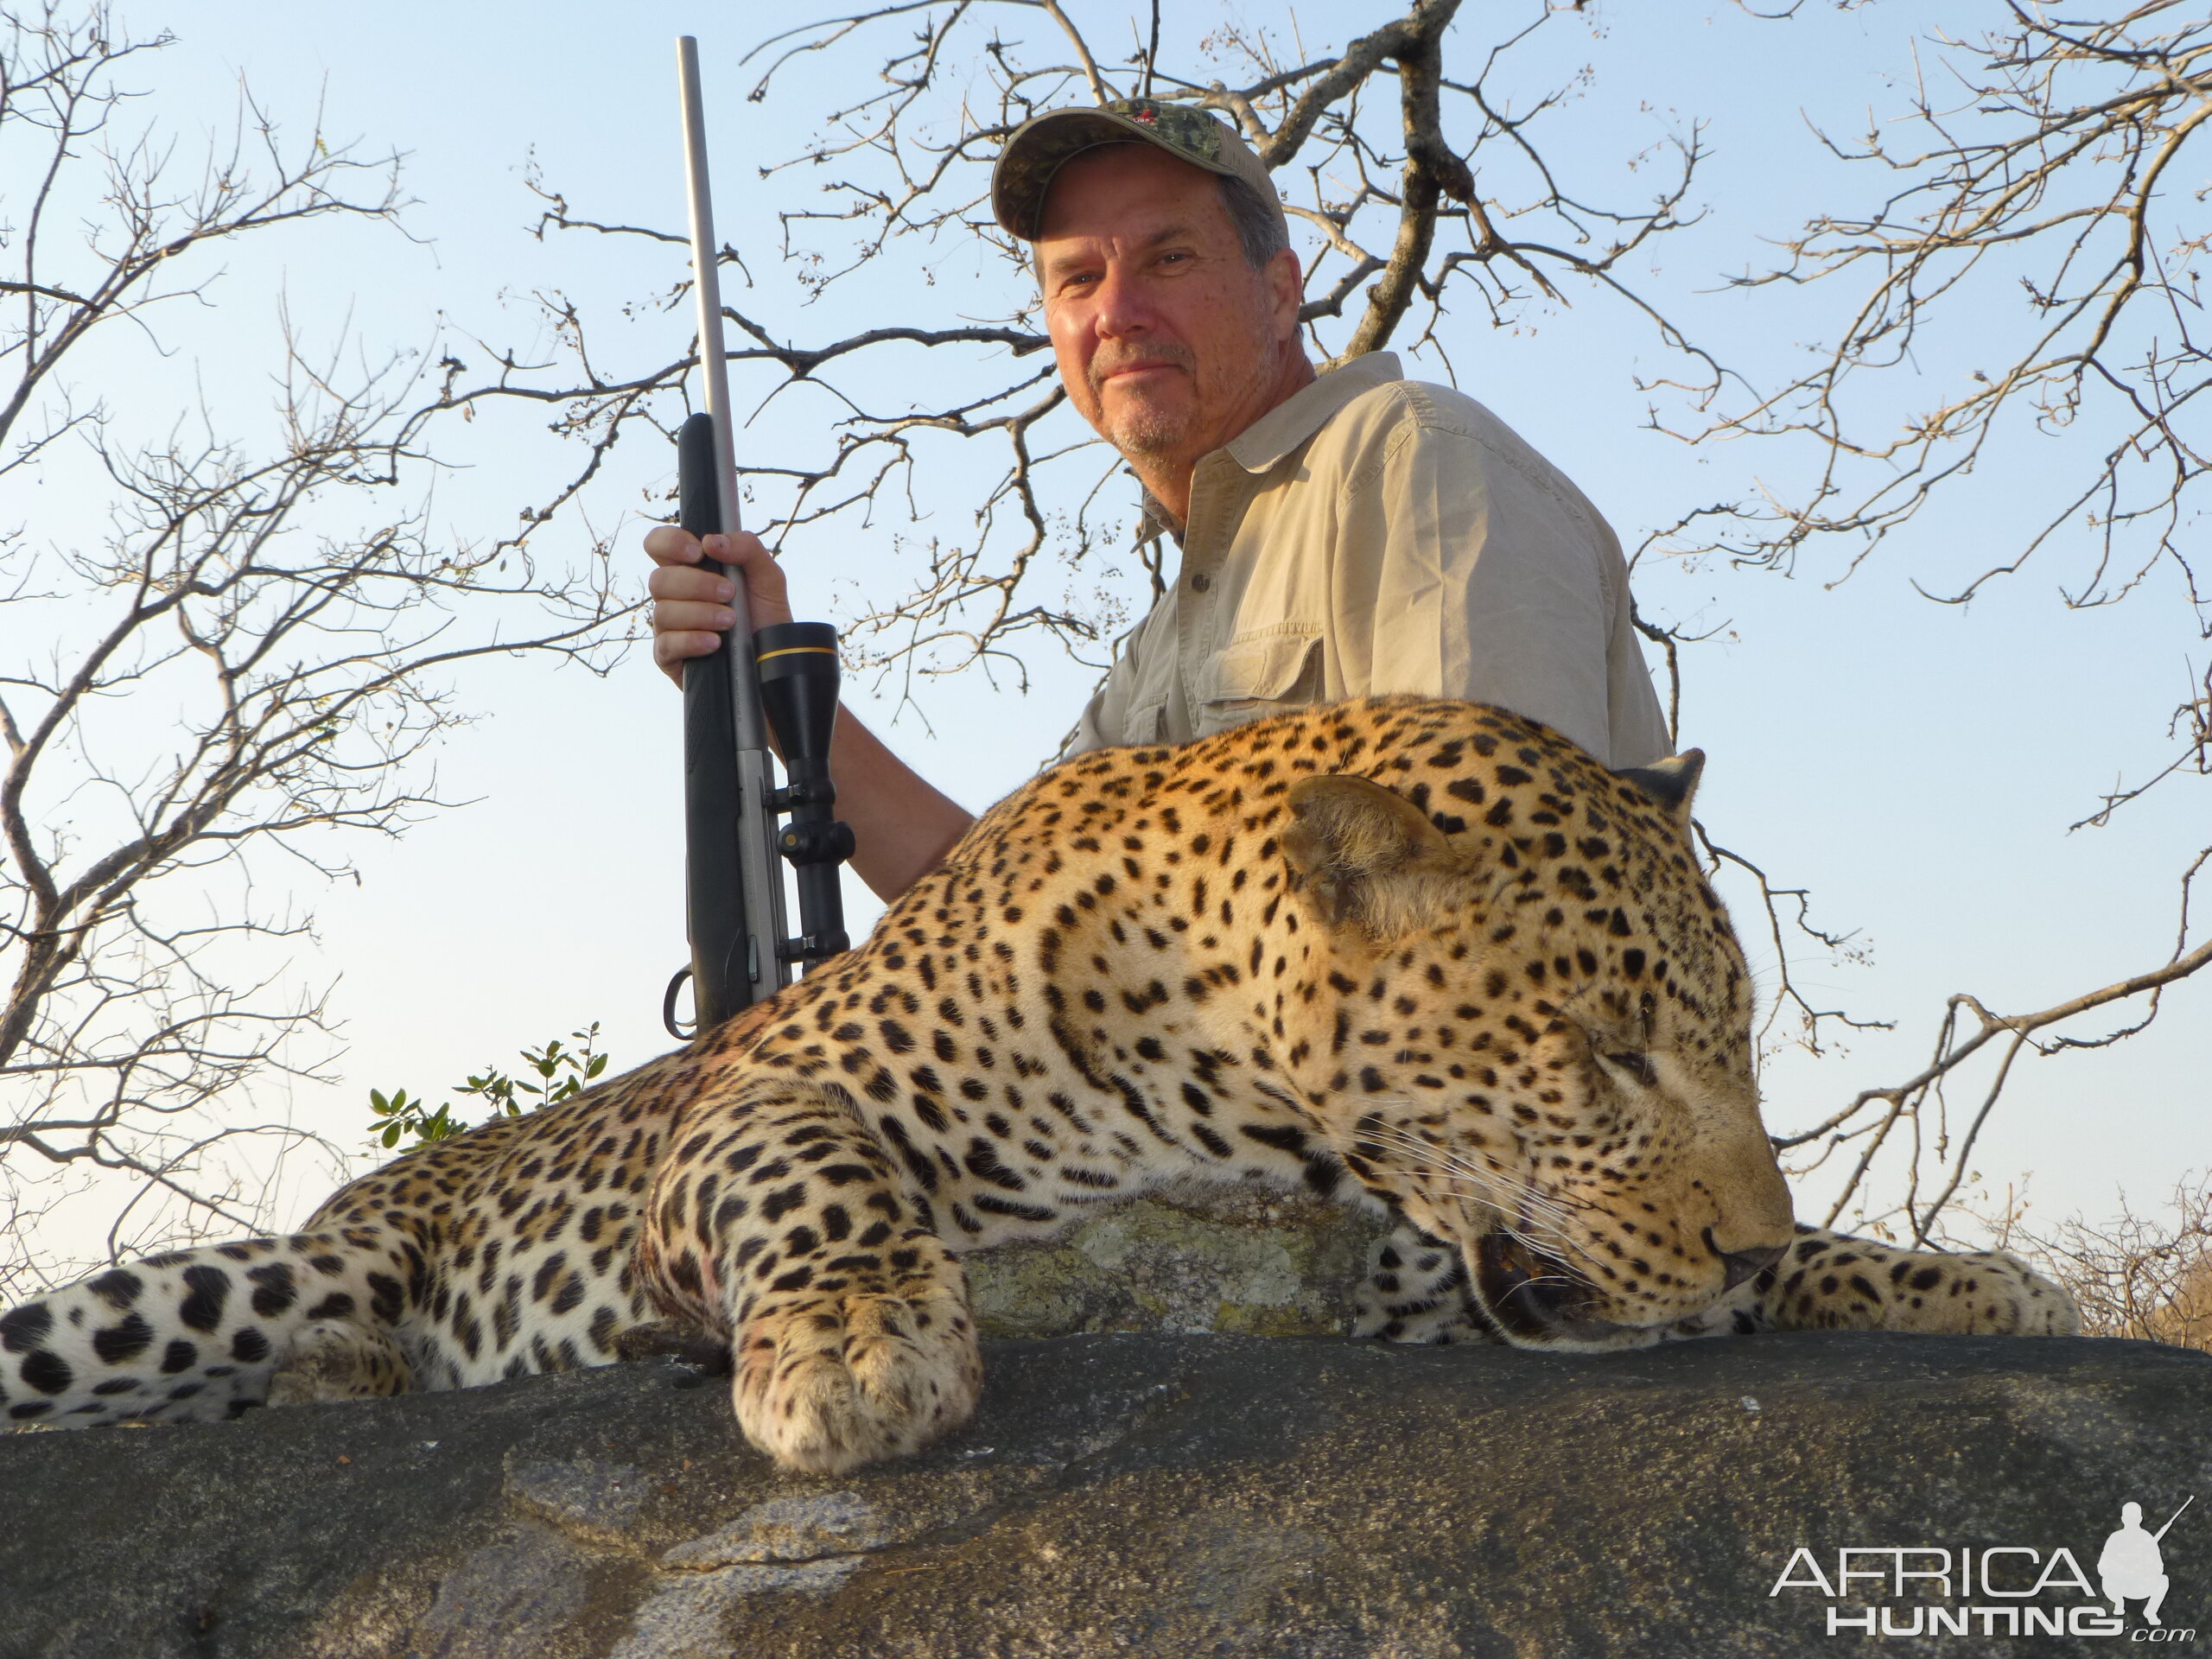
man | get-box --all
[645,99,1669,902]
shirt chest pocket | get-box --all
[1195,626,1323,738]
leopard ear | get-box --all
[1283,775,1459,938]
[1612,748,1704,824]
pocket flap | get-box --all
[1122,700,1167,744]
[1203,629,1320,703]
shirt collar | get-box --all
[1222,351,1402,474]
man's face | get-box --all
[1035,143,1299,476]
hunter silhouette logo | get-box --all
[2103,1498,2191,1628]
[1769,1495,2196,1640]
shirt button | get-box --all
[1190,572,1212,593]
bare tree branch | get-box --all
[0,4,634,1285]
[1777,894,2212,1243]
[1978,1172,2212,1350]
[1659,4,2212,1234]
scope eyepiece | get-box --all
[753,620,839,660]
[754,620,852,967]
[754,621,841,765]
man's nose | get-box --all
[1091,261,1154,338]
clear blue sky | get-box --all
[16,0,2206,1253]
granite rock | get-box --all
[0,1332,2206,1657]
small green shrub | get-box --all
[367,1023,609,1151]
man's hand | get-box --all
[639,521,976,902]
[645,526,791,686]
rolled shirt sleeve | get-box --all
[1066,587,1177,755]
[1068,653,1122,757]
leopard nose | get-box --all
[1713,1238,1786,1291]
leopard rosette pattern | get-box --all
[0,700,2077,1471]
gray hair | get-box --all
[1216,173,1289,270]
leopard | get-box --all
[0,697,2076,1472]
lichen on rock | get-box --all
[964,1185,1388,1339]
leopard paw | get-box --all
[1950,1249,2082,1336]
[732,1256,982,1474]
[1748,1227,2082,1337]
[1850,1246,2081,1337]
[1352,1223,1493,1344]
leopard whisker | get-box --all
[1351,1125,1606,1275]
[1354,1124,1594,1228]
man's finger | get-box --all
[643,524,704,566]
[643,523,790,683]
[707,531,793,627]
[654,628,727,671]
[649,564,736,604]
[715,533,783,580]
[652,599,738,637]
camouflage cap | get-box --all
[991,98,1286,243]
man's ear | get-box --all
[1266,245,1303,340]
[1283,775,1459,939]
[1612,748,1705,827]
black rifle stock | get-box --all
[664,37,854,1041]
[672,411,753,1035]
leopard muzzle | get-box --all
[1472,1231,1641,1346]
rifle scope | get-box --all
[755,621,852,964]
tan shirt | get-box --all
[1068,352,1671,770]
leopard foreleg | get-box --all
[1671,1224,2080,1338]
[645,1082,982,1474]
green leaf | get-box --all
[365,1019,615,1149]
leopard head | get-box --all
[1276,711,1793,1350]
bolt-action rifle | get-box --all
[662,35,855,1040]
